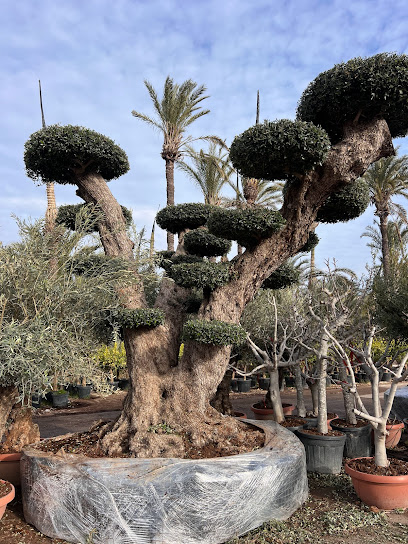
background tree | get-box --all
[23,53,407,459]
[360,153,408,279]
[132,77,220,250]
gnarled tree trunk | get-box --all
[73,119,393,458]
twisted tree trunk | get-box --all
[72,119,393,458]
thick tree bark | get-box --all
[316,333,329,434]
[266,367,284,423]
[72,118,393,458]
[0,387,40,453]
[210,370,233,415]
[165,158,175,251]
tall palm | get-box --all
[39,81,57,233]
[361,153,408,279]
[132,77,219,250]
[177,143,233,206]
[362,218,408,267]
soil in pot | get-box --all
[0,480,15,520]
[345,457,408,509]
[331,418,373,458]
[279,416,306,433]
[251,402,295,420]
[296,428,346,474]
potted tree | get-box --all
[20,53,408,542]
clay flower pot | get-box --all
[250,403,295,420]
[0,453,21,487]
[385,421,404,448]
[345,458,408,509]
[0,479,15,520]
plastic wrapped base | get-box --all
[21,420,308,544]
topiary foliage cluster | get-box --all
[156,203,212,234]
[207,208,286,248]
[111,308,165,329]
[156,252,202,273]
[229,119,331,181]
[24,124,129,185]
[168,262,230,290]
[299,232,319,253]
[297,53,408,143]
[183,319,247,346]
[316,178,370,223]
[57,203,132,233]
[183,229,232,257]
[262,263,300,290]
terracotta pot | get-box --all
[345,458,408,509]
[232,411,247,419]
[385,421,404,448]
[0,479,15,520]
[250,403,295,420]
[0,453,21,487]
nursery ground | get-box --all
[1,383,407,544]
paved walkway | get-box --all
[33,382,408,438]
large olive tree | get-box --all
[24,53,408,458]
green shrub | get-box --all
[57,203,132,232]
[70,254,130,276]
[183,319,247,346]
[299,232,319,253]
[111,308,165,329]
[156,203,212,234]
[207,207,286,248]
[262,263,300,290]
[183,229,232,257]
[169,262,230,290]
[24,124,129,184]
[156,252,202,272]
[229,119,330,181]
[317,178,370,223]
[297,53,408,143]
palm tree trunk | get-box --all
[165,158,175,251]
[308,246,316,288]
[378,210,391,280]
[44,182,57,233]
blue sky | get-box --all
[2,0,408,276]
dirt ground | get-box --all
[1,383,408,544]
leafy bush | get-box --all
[207,207,286,247]
[110,308,165,329]
[156,203,212,234]
[317,178,370,223]
[70,254,130,276]
[24,124,129,184]
[299,232,319,253]
[229,119,330,180]
[262,263,300,290]
[297,53,408,143]
[57,203,132,232]
[168,261,230,290]
[94,342,127,379]
[183,319,247,346]
[156,252,202,272]
[183,229,232,257]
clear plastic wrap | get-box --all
[384,386,408,421]
[21,420,308,544]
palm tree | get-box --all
[39,81,57,233]
[177,142,233,206]
[362,218,408,267]
[361,153,408,279]
[132,77,219,250]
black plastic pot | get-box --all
[330,419,373,458]
[31,393,41,409]
[237,379,251,392]
[50,391,69,408]
[382,371,392,382]
[77,385,92,399]
[107,380,119,391]
[250,376,258,388]
[258,378,270,390]
[296,429,346,474]
[118,379,130,391]
[230,378,238,392]
[303,417,318,429]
